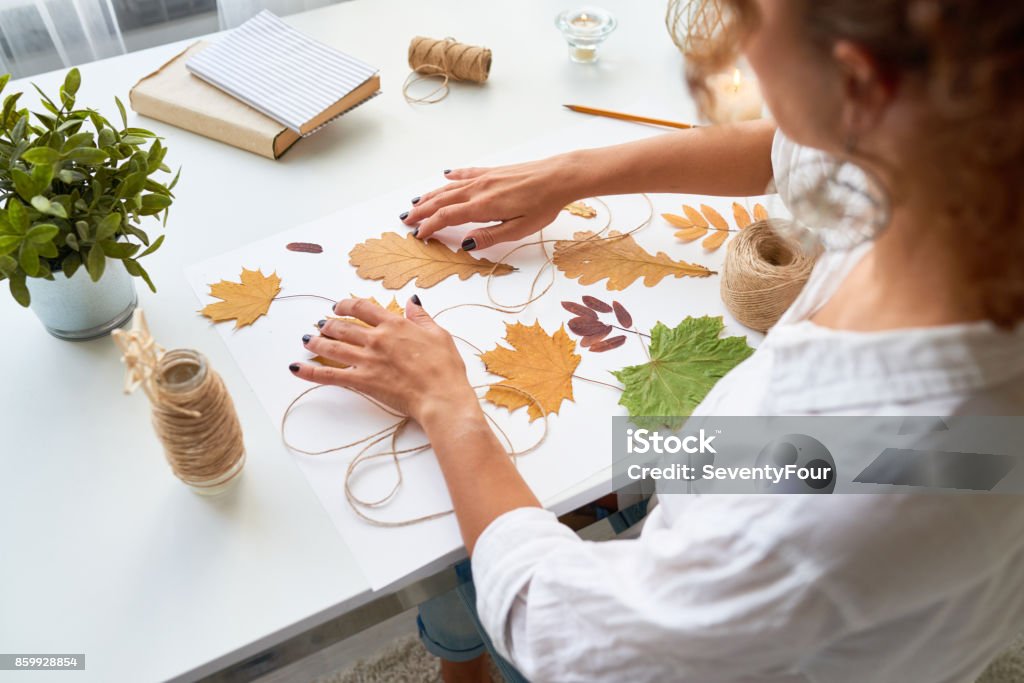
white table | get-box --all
[0,2,697,680]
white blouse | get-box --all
[471,131,1024,682]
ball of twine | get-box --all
[404,36,491,104]
[151,349,246,491]
[720,218,820,332]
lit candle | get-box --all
[556,7,617,64]
[705,67,764,124]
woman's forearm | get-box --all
[565,119,777,199]
[419,399,540,555]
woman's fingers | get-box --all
[416,202,493,240]
[402,180,471,225]
[333,297,396,326]
[463,214,553,250]
[289,361,367,391]
[444,166,489,180]
[304,334,366,367]
[319,319,370,346]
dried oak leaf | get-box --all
[349,232,514,289]
[481,321,581,422]
[612,316,753,429]
[313,297,403,369]
[563,201,598,218]
[553,230,713,291]
[200,268,281,329]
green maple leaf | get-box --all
[612,316,753,428]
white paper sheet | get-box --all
[186,114,785,589]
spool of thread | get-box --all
[113,311,245,495]
[151,349,246,494]
[720,218,820,332]
[404,36,492,104]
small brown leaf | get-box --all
[612,301,632,328]
[754,203,769,221]
[702,230,729,250]
[568,316,612,337]
[661,213,693,229]
[732,203,752,229]
[563,201,598,218]
[683,205,708,228]
[581,328,611,347]
[561,301,597,319]
[700,204,730,232]
[582,295,612,313]
[589,335,626,352]
[286,241,323,253]
[675,226,708,242]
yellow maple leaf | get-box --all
[312,297,404,369]
[553,230,714,291]
[563,201,597,218]
[349,232,515,289]
[481,321,581,421]
[200,268,281,328]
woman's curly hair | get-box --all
[670,0,1024,327]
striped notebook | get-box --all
[186,10,380,135]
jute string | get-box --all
[404,36,492,104]
[113,310,245,489]
[720,218,820,332]
[278,195,655,525]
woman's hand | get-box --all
[289,296,481,428]
[400,152,586,251]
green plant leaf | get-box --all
[10,112,27,142]
[124,258,155,292]
[10,168,34,201]
[94,212,121,240]
[9,272,29,306]
[139,193,172,215]
[137,233,164,259]
[2,92,21,127]
[64,147,108,164]
[0,234,21,254]
[611,316,754,429]
[0,254,17,276]
[75,220,89,241]
[85,244,105,281]
[0,74,9,96]
[26,223,59,244]
[114,96,128,129]
[37,240,57,258]
[7,201,28,234]
[18,241,39,276]
[31,162,53,193]
[62,131,94,152]
[57,169,86,184]
[97,128,116,148]
[63,68,81,96]
[98,239,139,259]
[62,252,81,278]
[65,232,79,250]
[21,146,60,165]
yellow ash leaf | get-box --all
[563,201,598,218]
[200,268,281,329]
[700,204,730,232]
[682,205,708,228]
[481,321,581,421]
[311,296,404,368]
[753,203,769,221]
[702,230,729,250]
[732,202,753,229]
[662,213,694,229]
[675,226,709,242]
[349,232,515,289]
[553,230,714,291]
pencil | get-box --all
[563,104,698,130]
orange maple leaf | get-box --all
[200,268,281,329]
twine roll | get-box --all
[404,36,492,104]
[112,312,245,493]
[720,218,820,332]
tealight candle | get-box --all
[705,67,764,124]
[555,7,617,63]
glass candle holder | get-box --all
[555,7,617,63]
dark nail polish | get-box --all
[411,294,422,306]
[411,196,421,205]
[461,238,477,252]
[412,228,419,238]
[317,319,326,329]
[289,363,300,373]
[443,169,452,175]
[302,334,311,344]
[399,211,409,221]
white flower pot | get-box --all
[25,259,137,340]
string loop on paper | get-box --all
[720,218,820,332]
[404,36,492,104]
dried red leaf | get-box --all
[568,317,612,337]
[589,335,627,352]
[582,295,613,313]
[581,327,612,347]
[561,301,597,319]
[286,241,324,253]
[612,301,633,328]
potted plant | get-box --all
[0,68,178,340]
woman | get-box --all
[291,1,1024,680]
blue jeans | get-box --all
[417,561,529,682]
